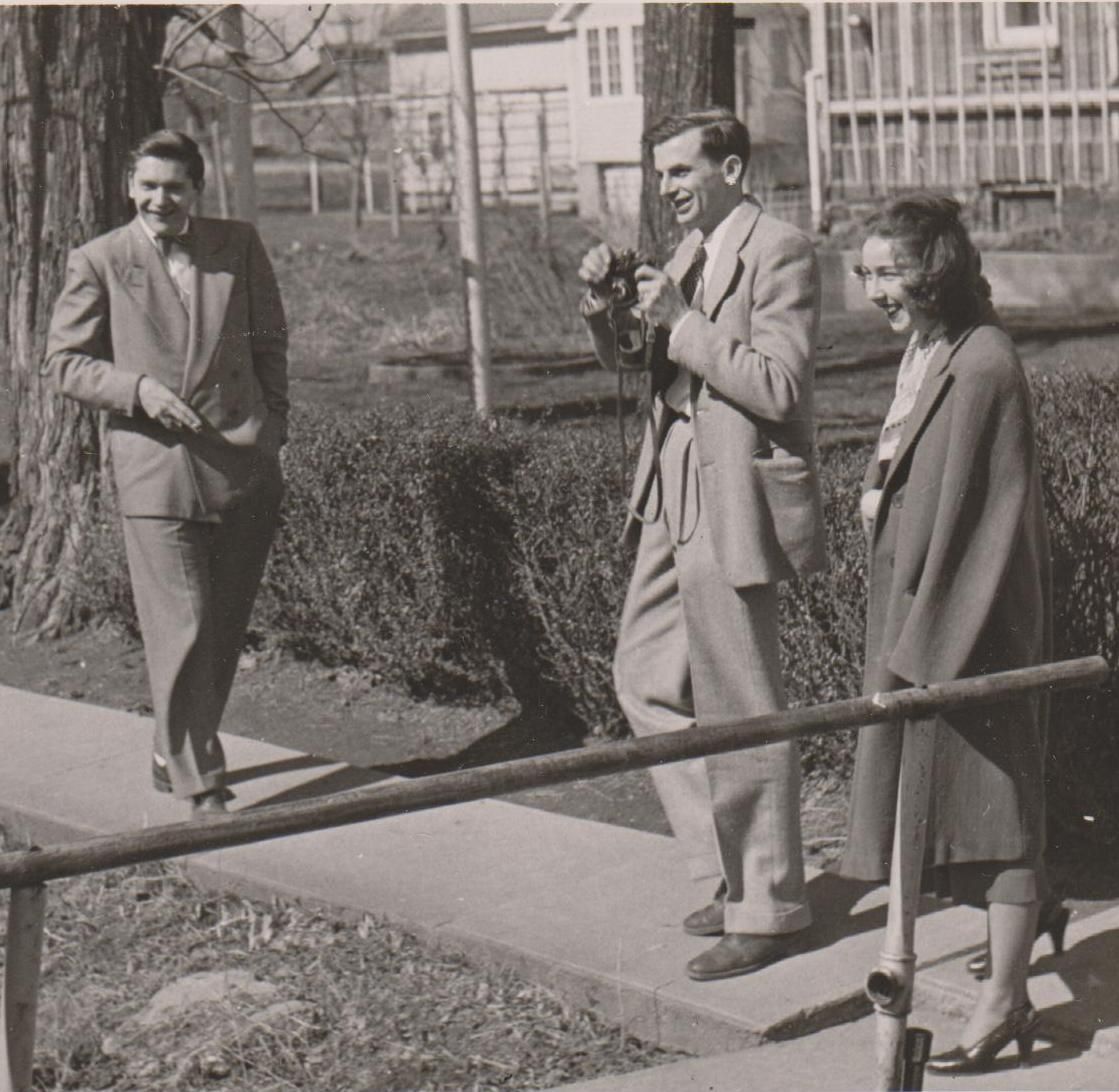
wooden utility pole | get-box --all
[210,118,231,218]
[221,5,258,223]
[536,98,553,250]
[445,4,492,417]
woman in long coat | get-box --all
[840,195,1054,1074]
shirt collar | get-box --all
[699,202,742,271]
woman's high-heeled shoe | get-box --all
[966,902,1070,980]
[926,1003,1040,1074]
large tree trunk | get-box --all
[0,5,169,636]
[639,3,736,260]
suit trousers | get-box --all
[121,464,283,799]
[613,415,810,935]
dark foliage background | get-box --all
[75,372,1119,844]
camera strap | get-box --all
[608,308,675,527]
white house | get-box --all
[547,3,812,220]
[546,4,646,218]
[384,4,578,210]
[263,3,814,221]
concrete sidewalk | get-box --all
[556,1007,1119,1092]
[1,683,1117,1089]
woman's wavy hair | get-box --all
[864,195,991,333]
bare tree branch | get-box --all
[160,6,395,186]
[167,4,331,73]
[163,5,237,67]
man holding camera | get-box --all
[579,109,826,980]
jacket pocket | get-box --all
[752,452,826,575]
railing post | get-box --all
[0,884,47,1092]
[866,718,936,1091]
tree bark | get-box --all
[639,3,736,260]
[0,5,169,636]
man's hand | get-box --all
[137,376,202,433]
[578,243,615,297]
[635,264,689,331]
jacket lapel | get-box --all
[182,218,236,398]
[121,219,191,352]
[700,199,760,318]
[666,231,702,284]
[879,325,977,499]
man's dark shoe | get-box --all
[686,929,807,982]
[683,881,728,937]
[190,790,227,819]
[152,758,173,794]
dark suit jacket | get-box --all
[46,216,289,518]
[586,200,827,587]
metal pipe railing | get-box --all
[0,655,1110,1092]
[0,657,1107,888]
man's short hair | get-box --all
[642,108,751,172]
[128,130,205,187]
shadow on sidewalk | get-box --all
[238,708,585,810]
[1036,925,1119,1052]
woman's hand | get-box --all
[860,489,882,537]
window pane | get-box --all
[632,25,643,96]
[427,113,445,161]
[606,27,623,95]
[770,27,789,88]
[587,28,603,97]
[1004,2,1041,29]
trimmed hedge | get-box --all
[1032,373,1119,848]
[74,372,1119,843]
[259,407,526,702]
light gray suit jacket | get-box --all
[586,200,827,587]
[46,216,289,519]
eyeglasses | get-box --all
[851,264,909,285]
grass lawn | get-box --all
[266,208,1119,446]
[8,843,681,1091]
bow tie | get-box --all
[157,231,191,255]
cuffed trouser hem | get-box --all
[723,900,812,936]
[687,854,723,883]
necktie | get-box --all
[653,245,707,400]
[679,245,707,307]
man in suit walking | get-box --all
[46,129,288,818]
[579,109,827,979]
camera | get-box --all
[591,248,648,310]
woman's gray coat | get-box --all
[841,320,1052,881]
